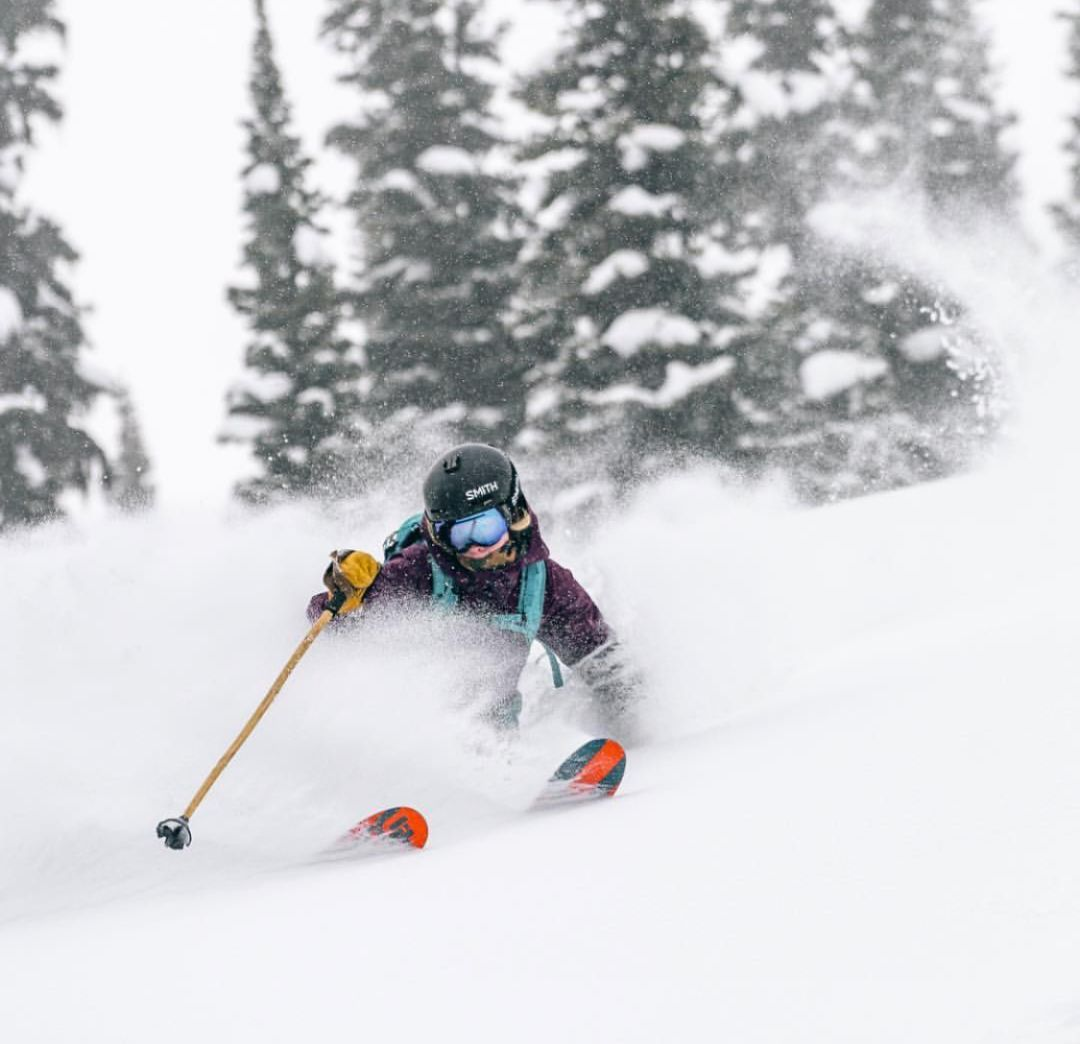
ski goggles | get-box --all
[442,507,509,551]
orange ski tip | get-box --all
[348,806,429,848]
[574,739,626,789]
[394,807,429,848]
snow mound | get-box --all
[601,307,700,356]
[800,349,889,400]
[607,185,680,218]
[582,249,649,295]
[617,123,687,170]
[244,163,281,194]
[0,286,23,339]
[416,146,479,176]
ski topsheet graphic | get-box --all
[334,806,429,853]
[535,738,627,807]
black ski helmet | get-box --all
[422,443,525,524]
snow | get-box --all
[607,185,680,218]
[900,326,951,363]
[694,238,757,277]
[0,388,47,414]
[557,86,607,113]
[581,249,649,295]
[601,307,701,357]
[800,349,890,400]
[14,445,46,487]
[296,387,334,412]
[0,286,23,339]
[535,192,576,233]
[219,413,274,441]
[379,169,437,209]
[229,370,293,403]
[525,385,560,419]
[627,123,686,152]
[4,459,1080,1042]
[616,123,686,170]
[10,0,1067,512]
[381,168,423,194]
[366,256,429,284]
[584,357,735,408]
[5,4,1080,1037]
[244,163,281,194]
[292,224,327,266]
[415,145,479,176]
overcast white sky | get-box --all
[21,0,1077,510]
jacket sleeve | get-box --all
[539,559,645,740]
[537,559,612,666]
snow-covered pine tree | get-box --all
[0,1,110,529]
[718,0,853,467]
[223,0,360,503]
[323,0,524,446]
[775,0,1018,500]
[1053,1,1080,255]
[845,0,1016,217]
[515,0,744,468]
[109,387,154,513]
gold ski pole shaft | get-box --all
[156,607,337,849]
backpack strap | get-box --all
[429,555,564,689]
[492,561,564,688]
[491,559,544,641]
[383,512,426,562]
[429,556,458,608]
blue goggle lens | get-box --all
[446,507,508,551]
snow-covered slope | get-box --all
[2,454,1080,1042]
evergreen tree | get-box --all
[1053,1,1080,254]
[0,1,110,529]
[768,0,1018,500]
[514,0,744,467]
[843,0,1017,217]
[109,386,154,513]
[323,0,524,446]
[718,0,853,466]
[223,0,361,503]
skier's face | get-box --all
[451,507,530,571]
[444,507,509,553]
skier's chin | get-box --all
[457,538,516,571]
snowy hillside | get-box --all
[2,450,1080,1042]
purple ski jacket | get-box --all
[307,511,611,674]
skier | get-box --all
[307,443,641,736]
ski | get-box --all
[534,738,627,808]
[326,740,622,857]
[331,805,429,854]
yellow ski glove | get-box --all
[322,549,381,616]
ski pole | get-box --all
[156,602,340,850]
